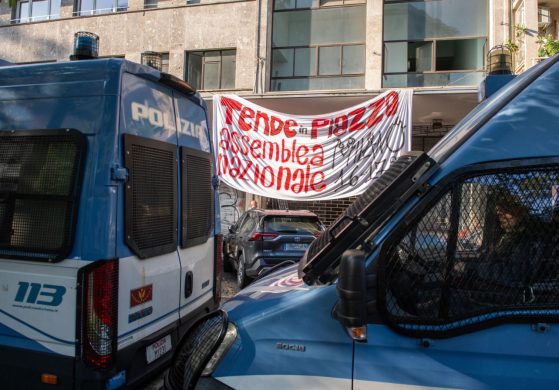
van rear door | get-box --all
[174,94,216,317]
[117,73,181,357]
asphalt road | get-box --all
[142,271,239,390]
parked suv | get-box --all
[224,209,324,287]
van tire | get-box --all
[237,253,250,289]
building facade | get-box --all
[1,0,557,224]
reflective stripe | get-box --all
[217,375,351,389]
[216,375,458,390]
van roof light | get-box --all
[70,31,99,61]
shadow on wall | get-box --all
[0,21,68,63]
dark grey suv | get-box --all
[223,209,325,288]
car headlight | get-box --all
[201,322,238,376]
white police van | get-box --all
[0,56,221,389]
[180,55,559,389]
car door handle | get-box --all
[184,271,193,299]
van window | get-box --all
[0,130,85,261]
[181,147,214,248]
[379,165,559,337]
[124,134,177,259]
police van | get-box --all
[0,57,221,389]
[180,55,559,389]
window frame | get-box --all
[13,0,61,23]
[184,49,236,91]
[382,0,489,87]
[270,2,366,91]
[273,0,365,11]
[74,0,128,16]
[376,156,559,338]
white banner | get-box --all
[213,90,412,201]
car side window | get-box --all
[239,214,257,234]
[233,213,247,232]
[378,165,559,337]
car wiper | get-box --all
[300,152,437,285]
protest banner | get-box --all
[213,90,412,200]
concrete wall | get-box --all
[0,1,257,91]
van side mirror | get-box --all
[335,250,367,342]
[228,225,235,234]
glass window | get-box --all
[272,48,294,77]
[185,50,236,90]
[381,166,559,336]
[318,46,341,75]
[186,52,202,89]
[342,44,364,74]
[76,0,127,16]
[436,38,486,71]
[160,53,169,73]
[383,0,487,88]
[273,6,365,47]
[294,47,316,76]
[271,3,365,91]
[14,0,61,23]
[384,0,487,41]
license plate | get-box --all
[146,335,172,364]
[284,243,309,251]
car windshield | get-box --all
[263,217,322,234]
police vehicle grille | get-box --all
[0,130,85,261]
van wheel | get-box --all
[237,253,250,289]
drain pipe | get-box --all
[254,0,263,94]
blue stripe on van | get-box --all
[0,309,74,345]
[0,323,56,353]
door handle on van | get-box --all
[185,271,193,299]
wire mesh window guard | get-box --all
[124,134,177,259]
[0,130,85,261]
[379,165,559,337]
[181,147,214,248]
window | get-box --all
[185,50,236,90]
[181,147,214,248]
[383,0,487,88]
[271,0,365,91]
[14,0,61,23]
[379,164,559,337]
[76,0,127,16]
[0,130,85,262]
[144,0,171,9]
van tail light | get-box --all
[214,234,223,305]
[249,232,279,241]
[79,259,119,369]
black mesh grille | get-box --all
[0,130,85,261]
[124,135,177,259]
[168,312,226,390]
[182,147,214,248]
[379,165,559,337]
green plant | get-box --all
[505,39,519,54]
[515,24,529,39]
[537,34,559,57]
